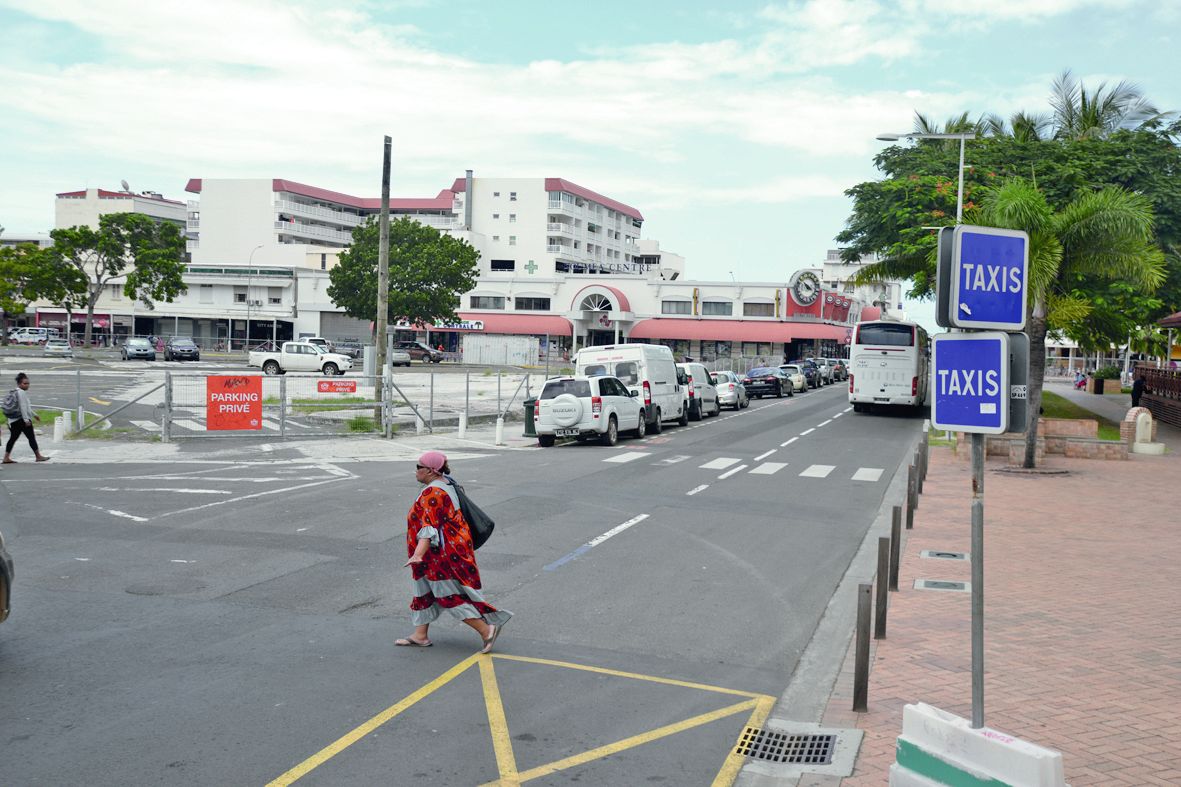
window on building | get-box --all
[109,283,122,300]
[509,214,516,222]
[509,235,517,246]
[492,235,500,242]
[493,191,500,197]
[470,295,506,309]
[743,302,774,317]
[515,297,551,311]
[742,342,772,357]
[490,259,515,271]
[492,213,499,220]
[709,341,732,359]
[199,284,214,304]
[662,300,692,315]
[320,253,327,271]
[234,287,247,303]
[702,301,732,316]
[268,287,282,305]
[509,191,517,201]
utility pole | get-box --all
[375,136,391,416]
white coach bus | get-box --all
[848,319,930,413]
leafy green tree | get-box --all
[47,212,187,344]
[976,179,1165,467]
[327,217,480,329]
[0,243,88,342]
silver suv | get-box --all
[534,375,646,447]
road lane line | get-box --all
[686,485,709,496]
[832,412,843,419]
[479,657,521,784]
[749,462,787,475]
[700,457,741,470]
[753,449,776,461]
[266,655,481,787]
[544,514,650,571]
[843,406,853,412]
[602,452,648,464]
[817,419,832,427]
[94,487,232,495]
[657,455,692,465]
[718,464,747,480]
[80,503,148,522]
[851,467,884,482]
[711,696,776,787]
[800,428,815,436]
[799,464,835,478]
[780,437,799,447]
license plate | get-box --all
[555,428,579,436]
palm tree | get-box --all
[1049,69,1167,140]
[977,179,1166,467]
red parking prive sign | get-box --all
[317,380,357,394]
[206,376,263,430]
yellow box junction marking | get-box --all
[265,653,776,787]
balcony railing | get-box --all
[274,221,354,245]
[547,222,575,234]
[275,198,365,227]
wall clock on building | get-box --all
[789,270,821,306]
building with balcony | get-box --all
[820,249,907,319]
[55,187,188,231]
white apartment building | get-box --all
[820,249,907,319]
[55,187,188,231]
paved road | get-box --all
[0,384,922,785]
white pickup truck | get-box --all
[248,341,354,376]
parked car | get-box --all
[710,370,749,410]
[813,358,834,385]
[676,361,721,420]
[534,375,645,447]
[394,341,443,363]
[43,338,73,358]
[333,339,365,360]
[121,337,157,361]
[304,336,336,354]
[743,366,793,398]
[827,358,848,382]
[9,327,59,344]
[778,364,808,393]
[248,341,352,375]
[164,337,200,362]
[0,527,10,624]
[388,348,412,367]
[575,343,686,431]
[789,359,822,388]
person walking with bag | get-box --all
[4,373,49,464]
[397,451,510,652]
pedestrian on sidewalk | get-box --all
[397,450,511,652]
[3,373,50,463]
[1131,373,1146,408]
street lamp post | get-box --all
[245,244,263,351]
[876,131,976,223]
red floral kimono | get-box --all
[406,481,511,627]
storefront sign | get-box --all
[317,380,357,393]
[206,375,263,430]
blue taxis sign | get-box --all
[949,225,1029,331]
[931,332,1010,434]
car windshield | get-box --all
[127,338,150,347]
[856,322,914,346]
[171,339,196,348]
[541,380,592,399]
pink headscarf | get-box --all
[417,450,447,472]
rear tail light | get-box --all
[849,374,854,394]
[687,374,695,398]
[911,376,919,396]
[727,383,735,391]
[534,400,540,418]
[643,380,652,405]
[765,376,775,381]
[591,396,602,417]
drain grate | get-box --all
[735,728,835,764]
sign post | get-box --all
[933,224,1029,730]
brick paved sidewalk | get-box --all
[821,443,1181,785]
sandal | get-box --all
[395,636,432,648]
[480,624,501,654]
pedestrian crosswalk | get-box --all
[600,451,885,482]
[130,417,312,433]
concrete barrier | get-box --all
[889,703,1068,787]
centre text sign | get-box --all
[931,332,1010,434]
[949,225,1029,331]
[206,375,263,431]
[318,380,358,394]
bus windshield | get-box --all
[855,322,914,347]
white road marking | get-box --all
[851,467,884,482]
[832,412,843,419]
[780,437,799,447]
[130,420,161,432]
[701,457,741,470]
[94,487,232,495]
[686,485,709,496]
[74,557,90,562]
[170,559,193,564]
[799,464,835,478]
[750,462,787,475]
[818,419,832,427]
[754,449,776,461]
[718,464,748,479]
[81,503,148,522]
[800,428,815,436]
[171,419,206,432]
[602,452,649,464]
[657,455,692,465]
[544,514,651,571]
[843,407,853,412]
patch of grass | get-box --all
[346,415,377,432]
[1040,391,1122,441]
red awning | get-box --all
[449,313,573,336]
[628,319,850,343]
[1160,310,1181,328]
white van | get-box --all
[575,343,686,430]
[9,327,60,344]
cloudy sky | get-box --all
[1,0,1177,322]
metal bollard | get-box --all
[494,416,505,446]
[912,450,921,506]
[890,505,902,592]
[458,412,467,439]
[416,414,424,435]
[875,537,890,639]
[53,416,65,443]
[853,583,872,712]
[906,464,916,530]
[62,410,74,434]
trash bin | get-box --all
[523,398,537,438]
